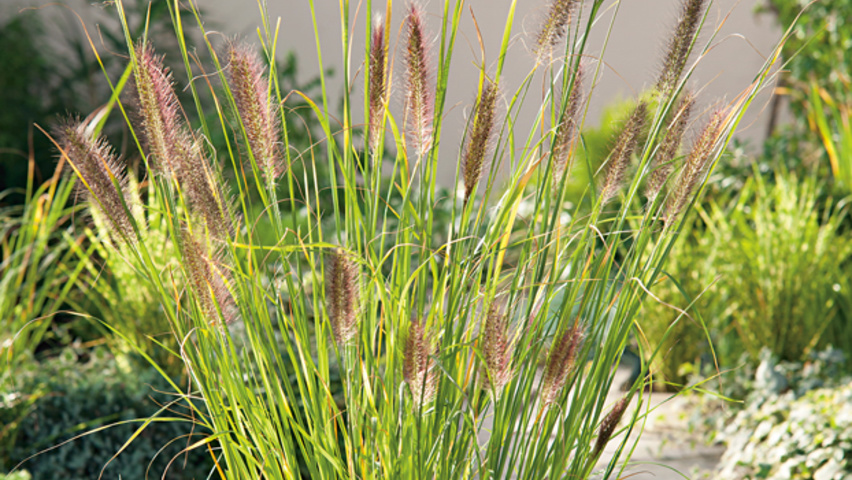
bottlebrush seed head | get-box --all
[325,249,360,346]
[227,42,283,181]
[533,0,579,63]
[656,0,706,96]
[181,141,235,241]
[600,102,648,204]
[540,323,584,408]
[133,42,184,177]
[552,65,584,181]
[645,92,694,201]
[134,43,233,240]
[404,3,434,158]
[462,80,499,203]
[592,395,631,458]
[368,15,388,156]
[55,118,135,242]
[666,107,726,223]
[179,229,238,324]
[481,303,514,394]
[403,319,438,406]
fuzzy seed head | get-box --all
[404,4,434,158]
[666,108,726,223]
[481,303,514,394]
[462,80,499,202]
[56,118,135,242]
[182,140,235,240]
[180,229,238,324]
[403,320,438,406]
[368,15,388,155]
[592,395,631,458]
[227,42,283,181]
[656,0,706,96]
[646,92,694,200]
[601,102,648,204]
[134,43,233,240]
[534,0,579,63]
[325,249,360,346]
[552,65,584,181]
[134,43,184,176]
[540,323,584,408]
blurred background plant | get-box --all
[0,170,84,374]
[1,344,213,479]
[638,169,852,390]
[760,0,852,192]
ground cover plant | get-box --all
[11,0,786,477]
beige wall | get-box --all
[4,0,785,187]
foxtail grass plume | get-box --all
[540,323,584,408]
[403,4,434,158]
[134,43,233,239]
[645,92,694,200]
[133,43,184,177]
[656,0,706,96]
[600,102,648,204]
[551,65,584,180]
[325,249,360,346]
[533,0,580,63]
[404,319,438,406]
[481,303,514,394]
[591,395,631,458]
[368,15,389,155]
[179,229,238,324]
[666,108,726,223]
[227,42,283,181]
[56,118,135,242]
[462,80,499,203]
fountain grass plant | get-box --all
[38,0,786,477]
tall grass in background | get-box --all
[1,163,86,375]
[703,171,852,364]
[638,169,852,389]
[39,0,784,477]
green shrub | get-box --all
[1,347,212,479]
[640,169,852,387]
[636,211,719,389]
[707,171,852,364]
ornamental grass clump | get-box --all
[40,0,787,478]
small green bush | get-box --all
[640,169,852,387]
[1,347,212,480]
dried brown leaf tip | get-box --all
[227,42,283,181]
[404,3,434,158]
[666,107,726,223]
[368,14,389,156]
[55,118,135,242]
[462,80,499,203]
[645,92,695,201]
[534,0,580,63]
[179,229,238,325]
[404,319,438,406]
[134,42,233,239]
[540,323,584,409]
[552,65,584,181]
[481,303,514,395]
[600,102,648,204]
[325,249,360,346]
[592,395,631,458]
[656,0,706,96]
